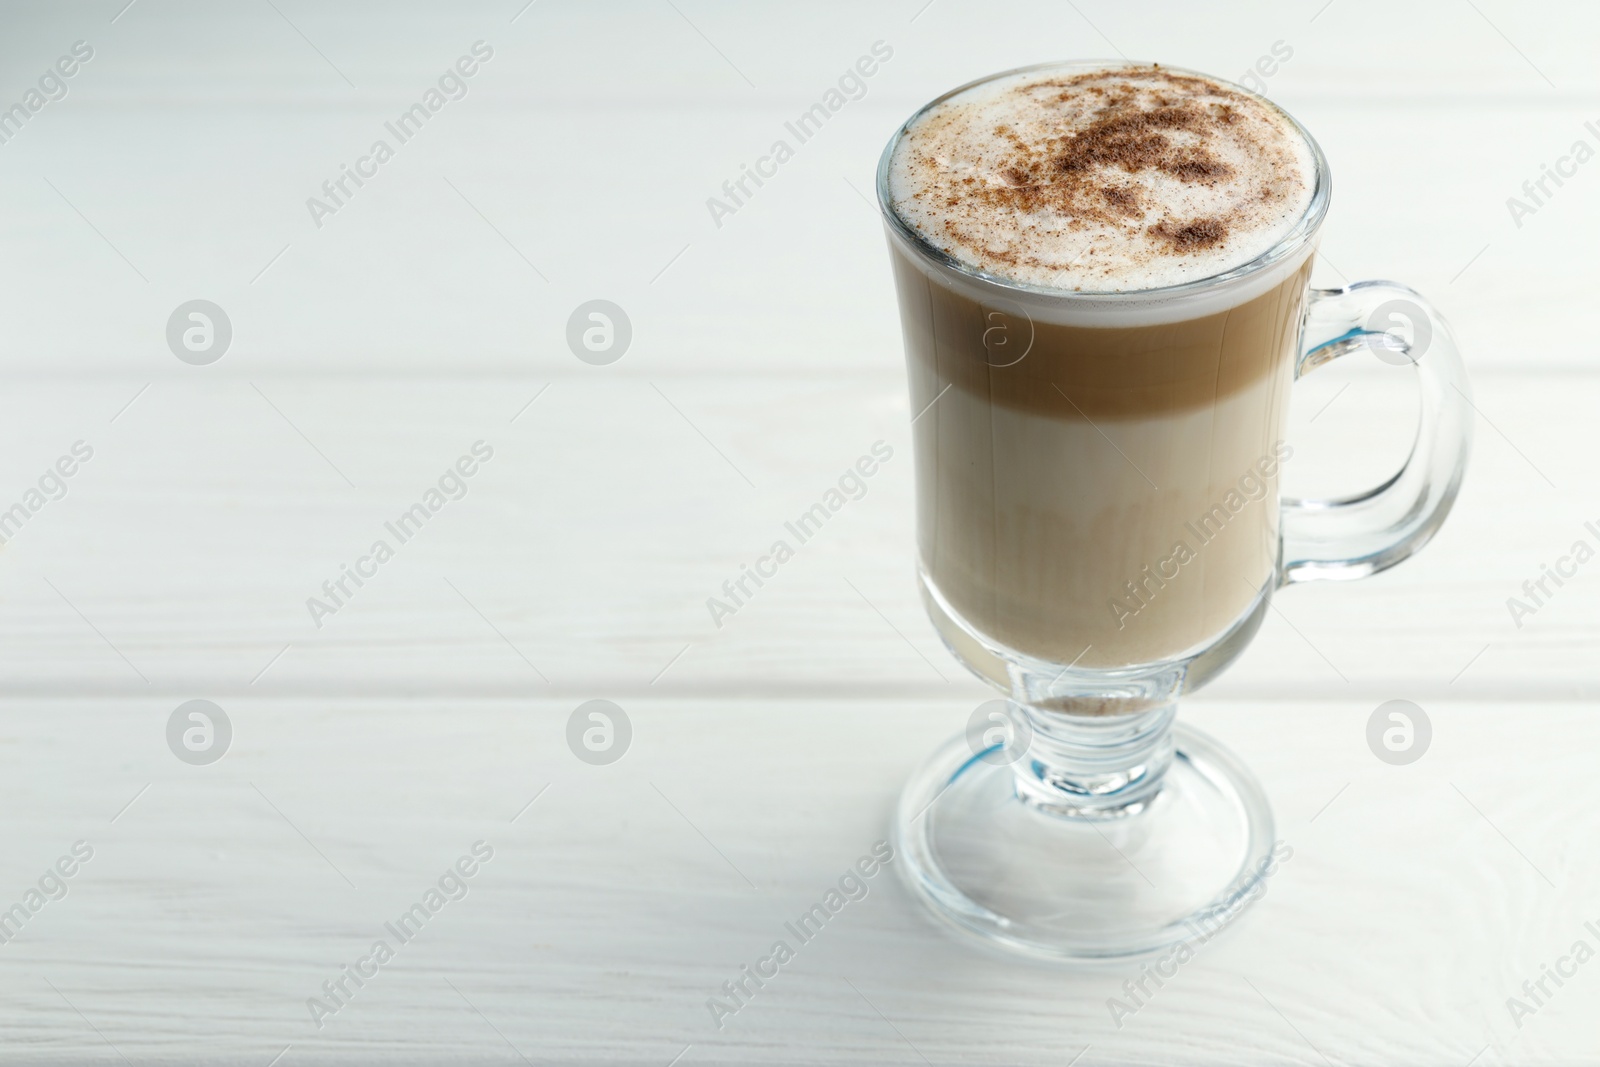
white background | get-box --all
[0,1,1594,1063]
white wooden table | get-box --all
[0,1,1595,1062]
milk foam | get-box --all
[887,64,1317,292]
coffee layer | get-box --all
[893,245,1312,420]
[888,64,1316,291]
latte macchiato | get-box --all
[884,65,1319,671]
[885,60,1473,966]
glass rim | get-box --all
[874,60,1332,303]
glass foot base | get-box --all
[893,721,1276,964]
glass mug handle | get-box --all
[1280,280,1473,585]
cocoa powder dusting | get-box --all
[889,63,1315,288]
[1099,185,1141,216]
[1150,217,1228,250]
[964,70,1253,253]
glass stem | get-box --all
[1012,703,1176,819]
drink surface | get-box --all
[887,64,1316,292]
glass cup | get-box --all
[878,62,1473,962]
